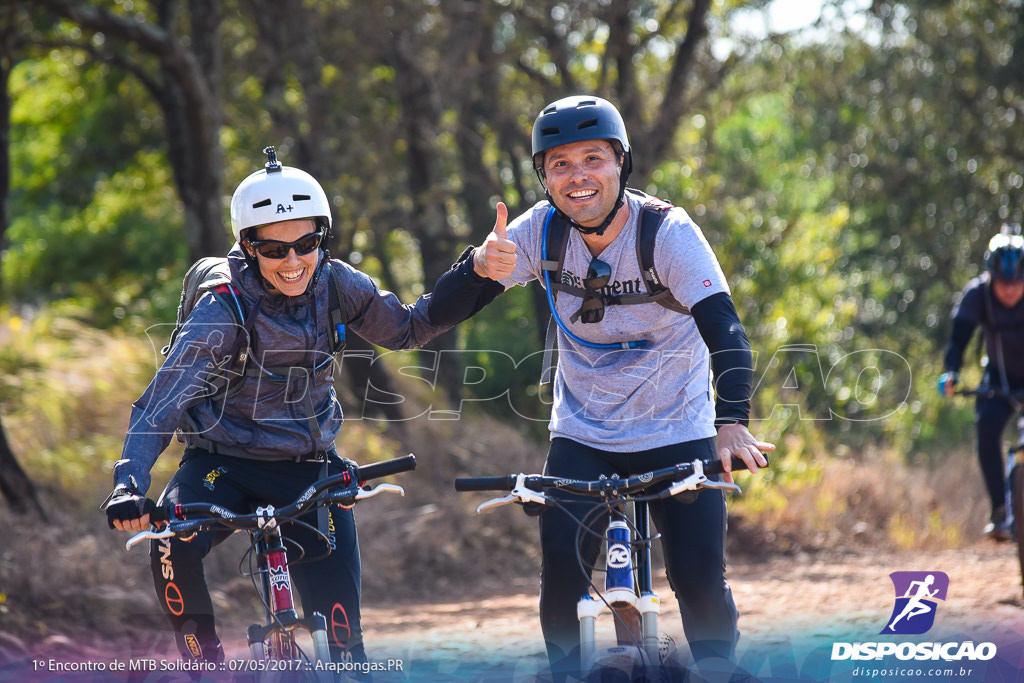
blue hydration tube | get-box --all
[541,207,647,350]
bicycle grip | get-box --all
[356,454,416,482]
[703,454,769,475]
[147,501,173,524]
[454,475,517,492]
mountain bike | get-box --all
[454,455,758,682]
[956,388,1024,596]
[125,453,417,682]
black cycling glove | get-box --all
[102,479,155,529]
[522,501,548,517]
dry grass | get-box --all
[0,315,998,658]
[0,414,994,659]
[727,446,989,558]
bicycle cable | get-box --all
[557,497,660,650]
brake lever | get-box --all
[125,527,175,550]
[355,483,405,500]
[476,473,549,515]
[667,459,707,496]
[701,480,743,494]
[665,460,743,497]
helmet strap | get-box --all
[539,146,631,238]
[544,179,628,237]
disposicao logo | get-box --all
[881,571,949,635]
[831,570,997,663]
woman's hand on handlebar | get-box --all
[103,484,157,532]
[716,423,774,484]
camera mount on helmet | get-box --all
[263,146,282,173]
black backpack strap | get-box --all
[540,209,580,298]
[209,284,250,364]
[635,199,690,315]
[202,294,261,400]
[539,198,692,384]
[326,262,348,353]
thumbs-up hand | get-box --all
[473,202,517,280]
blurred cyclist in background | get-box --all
[940,225,1024,540]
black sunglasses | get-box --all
[248,231,324,259]
[574,258,612,324]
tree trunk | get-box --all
[390,27,464,406]
[0,13,45,518]
[0,417,46,517]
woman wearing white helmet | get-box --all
[105,147,505,668]
[229,147,335,295]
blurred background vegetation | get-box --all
[0,0,1022,603]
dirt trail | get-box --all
[355,544,1023,681]
[7,544,1023,682]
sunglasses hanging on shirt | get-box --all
[571,257,612,324]
[541,207,647,350]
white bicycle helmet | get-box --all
[229,146,332,243]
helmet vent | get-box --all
[252,199,272,208]
[576,99,598,107]
[541,126,561,137]
[293,194,311,201]
[577,118,599,130]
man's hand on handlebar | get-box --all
[938,371,959,398]
[715,423,774,485]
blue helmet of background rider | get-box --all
[531,95,633,236]
[985,227,1024,282]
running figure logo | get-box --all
[880,571,949,635]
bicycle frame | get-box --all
[245,505,332,664]
[577,500,663,670]
[456,456,754,679]
[125,454,416,676]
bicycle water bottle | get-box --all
[605,520,636,606]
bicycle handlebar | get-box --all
[455,455,754,493]
[455,475,519,493]
[128,454,417,549]
[455,454,767,514]
[356,453,416,482]
[955,387,1024,401]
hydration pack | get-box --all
[538,191,691,383]
[540,190,689,315]
[162,257,348,399]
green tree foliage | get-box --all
[773,0,1024,454]
[4,0,1023,462]
[5,47,184,325]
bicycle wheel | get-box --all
[1011,463,1024,598]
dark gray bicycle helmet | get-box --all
[985,227,1024,282]
[531,96,633,236]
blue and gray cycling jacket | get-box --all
[114,245,493,494]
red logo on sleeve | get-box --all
[703,280,712,287]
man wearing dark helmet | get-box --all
[442,95,774,680]
[940,226,1024,541]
